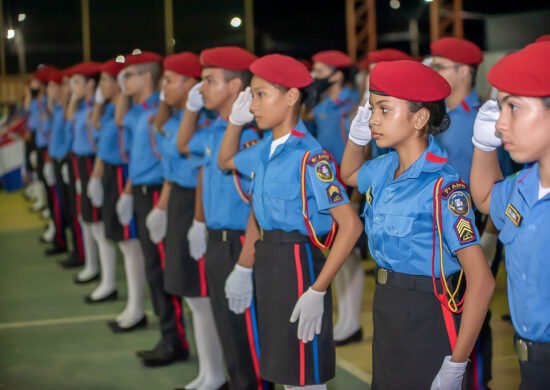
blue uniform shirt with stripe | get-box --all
[127,92,162,185]
[35,106,52,148]
[312,86,359,163]
[47,104,69,158]
[71,99,98,156]
[490,163,550,342]
[435,89,481,184]
[27,97,46,133]
[189,115,261,230]
[97,102,129,166]
[357,136,480,277]
[234,119,349,236]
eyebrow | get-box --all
[499,94,521,105]
[374,99,390,105]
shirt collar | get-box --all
[517,163,542,207]
[266,119,308,160]
[449,89,480,114]
[142,92,160,109]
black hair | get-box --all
[271,83,310,109]
[135,62,162,85]
[221,69,253,90]
[85,73,100,86]
[335,66,358,86]
[542,96,550,109]
[407,99,450,135]
[468,65,478,88]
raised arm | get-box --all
[340,105,372,187]
[177,82,203,154]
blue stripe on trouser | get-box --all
[305,243,320,384]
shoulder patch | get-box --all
[307,152,333,166]
[440,181,469,199]
[505,204,522,226]
[366,187,373,205]
[315,161,334,182]
[447,190,471,216]
[326,183,344,204]
[454,216,476,244]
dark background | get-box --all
[2,0,549,74]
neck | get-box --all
[393,136,429,179]
[135,85,154,104]
[179,90,190,111]
[218,96,237,120]
[327,83,343,101]
[446,84,472,110]
[539,155,550,188]
[84,90,94,102]
[272,114,299,140]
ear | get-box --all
[285,88,300,107]
[329,69,344,84]
[228,77,244,95]
[413,107,430,131]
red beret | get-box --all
[535,34,550,43]
[123,51,163,66]
[70,62,101,76]
[250,54,313,89]
[370,60,451,102]
[298,59,313,72]
[431,37,483,65]
[33,65,57,83]
[163,52,202,78]
[312,50,354,67]
[200,46,257,70]
[48,69,65,84]
[100,59,125,77]
[488,42,550,97]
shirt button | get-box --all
[375,216,382,222]
[392,229,398,234]
[376,250,382,257]
[528,224,536,231]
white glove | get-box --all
[116,193,133,226]
[87,177,103,207]
[145,207,167,244]
[94,87,105,104]
[43,162,56,186]
[431,356,468,390]
[29,150,38,169]
[224,264,253,314]
[349,104,372,146]
[75,179,82,195]
[472,100,502,152]
[290,287,326,343]
[61,163,70,185]
[185,81,204,112]
[229,87,254,126]
[187,219,207,261]
[159,90,166,102]
[117,69,126,94]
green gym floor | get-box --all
[0,190,520,389]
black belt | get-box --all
[133,184,162,195]
[374,267,461,295]
[514,333,550,363]
[207,229,244,242]
[260,229,310,243]
[173,183,195,193]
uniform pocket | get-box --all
[382,215,414,261]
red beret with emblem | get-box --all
[535,34,550,43]
[250,54,313,88]
[70,62,101,76]
[312,50,354,68]
[200,46,257,70]
[431,37,483,65]
[360,48,412,70]
[123,51,163,66]
[163,52,202,78]
[33,65,57,83]
[488,42,550,97]
[370,60,451,102]
[100,59,125,77]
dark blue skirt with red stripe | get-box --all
[102,162,137,241]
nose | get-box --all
[495,110,506,134]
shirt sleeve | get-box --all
[233,142,262,179]
[187,127,209,156]
[305,152,349,213]
[490,177,515,230]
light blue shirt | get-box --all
[97,102,129,166]
[47,104,69,159]
[27,96,46,133]
[71,99,98,156]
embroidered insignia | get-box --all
[366,187,373,205]
[315,161,334,182]
[505,204,522,226]
[307,152,333,166]
[242,139,260,149]
[206,146,211,156]
[448,191,470,216]
[319,113,327,119]
[440,181,469,199]
[326,184,343,203]
[454,216,476,244]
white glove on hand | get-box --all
[229,87,254,126]
[116,193,133,226]
[87,177,103,207]
[187,219,207,261]
[61,163,70,185]
[290,287,326,343]
[224,264,253,314]
[472,100,502,152]
[185,81,204,112]
[159,90,166,102]
[431,356,468,390]
[43,162,56,186]
[94,87,105,105]
[145,207,167,244]
[75,179,82,195]
[349,104,372,146]
[29,150,38,169]
[117,70,126,94]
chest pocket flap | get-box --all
[265,180,300,200]
[383,215,414,237]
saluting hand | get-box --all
[229,87,254,126]
[348,102,372,146]
[225,264,253,314]
[290,287,326,343]
[185,81,205,112]
[472,99,502,152]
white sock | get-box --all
[185,297,226,390]
[334,250,364,341]
[42,220,56,242]
[481,232,498,267]
[117,239,146,327]
[31,181,47,211]
[89,222,117,299]
[77,221,99,280]
[284,385,327,390]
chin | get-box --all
[509,150,536,166]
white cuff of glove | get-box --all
[471,137,497,152]
[94,87,105,105]
[234,264,253,274]
[348,134,370,146]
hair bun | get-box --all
[429,113,450,135]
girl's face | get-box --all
[368,93,426,149]
[70,74,86,99]
[249,75,297,130]
[200,67,236,111]
[162,69,192,106]
[496,91,550,164]
[47,81,61,103]
[123,65,146,98]
[99,72,119,100]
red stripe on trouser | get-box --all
[294,243,306,386]
[71,156,82,217]
[439,297,458,351]
[198,256,207,297]
[85,157,98,222]
[74,216,85,260]
[152,190,188,349]
[115,166,130,239]
[51,185,66,247]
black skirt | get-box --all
[102,163,137,242]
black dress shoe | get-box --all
[45,246,68,256]
[84,290,118,303]
[108,316,147,333]
[334,328,363,347]
[74,272,99,284]
[58,254,84,268]
[137,341,189,367]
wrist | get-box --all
[235,264,253,274]
[309,285,326,295]
[472,137,496,152]
[348,136,370,147]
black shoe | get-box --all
[58,254,84,268]
[335,328,363,347]
[45,246,68,256]
[74,272,100,284]
[84,290,117,303]
[137,341,189,367]
[108,316,147,333]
